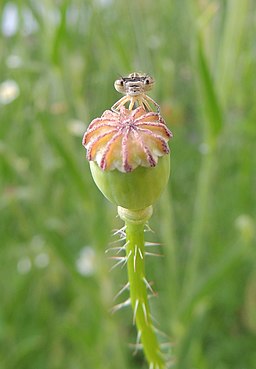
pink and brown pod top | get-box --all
[83,106,172,173]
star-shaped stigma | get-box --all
[83,106,173,173]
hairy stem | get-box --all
[118,206,165,369]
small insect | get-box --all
[111,72,160,113]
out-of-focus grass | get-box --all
[0,1,256,368]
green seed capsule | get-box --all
[89,154,170,210]
[83,106,172,209]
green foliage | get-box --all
[0,0,255,368]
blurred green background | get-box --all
[1,0,256,368]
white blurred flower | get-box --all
[17,257,31,274]
[22,8,38,36]
[2,3,18,36]
[34,253,49,269]
[76,246,96,276]
[0,80,20,105]
[198,142,209,155]
[235,214,254,241]
[30,235,45,251]
[95,0,113,7]
[67,119,86,137]
[6,55,22,69]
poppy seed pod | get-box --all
[83,106,172,210]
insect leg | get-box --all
[128,97,135,110]
[140,96,154,112]
[111,96,130,112]
[143,95,160,114]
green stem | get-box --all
[118,206,166,369]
